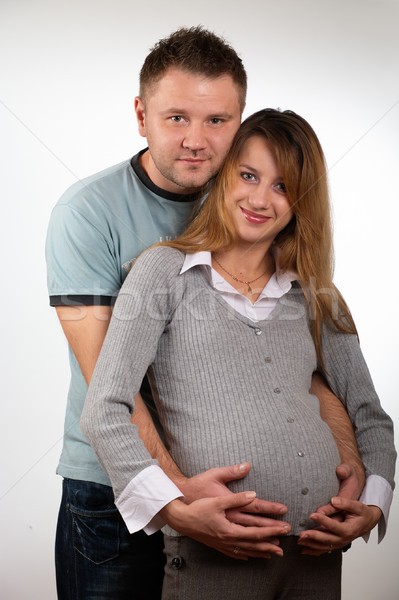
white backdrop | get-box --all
[1,1,398,598]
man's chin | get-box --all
[173,171,215,192]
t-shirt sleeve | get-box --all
[319,325,396,490]
[45,203,121,305]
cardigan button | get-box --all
[301,488,309,495]
[274,388,281,394]
[171,556,184,570]
[264,356,272,363]
[254,328,262,335]
[297,451,305,457]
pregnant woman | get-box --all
[82,109,395,599]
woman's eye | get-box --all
[276,182,287,193]
[241,172,257,182]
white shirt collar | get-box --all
[180,249,297,302]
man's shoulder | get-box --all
[56,159,133,209]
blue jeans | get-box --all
[55,478,165,600]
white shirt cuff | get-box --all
[359,474,393,543]
[115,465,183,534]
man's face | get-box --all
[135,68,242,194]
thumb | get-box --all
[210,462,251,484]
[336,463,353,480]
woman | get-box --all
[82,109,395,599]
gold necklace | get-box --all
[213,255,268,295]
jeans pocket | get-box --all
[69,502,120,565]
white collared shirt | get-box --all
[180,250,297,321]
[118,250,392,541]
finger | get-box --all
[298,532,342,553]
[241,498,288,516]
[215,490,259,511]
[314,502,337,517]
[298,524,351,553]
[226,540,284,559]
[309,512,349,535]
[226,509,288,528]
[208,462,252,484]
[215,491,287,517]
[233,522,291,540]
[330,496,363,514]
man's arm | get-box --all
[303,357,395,554]
[56,305,112,382]
[310,372,365,499]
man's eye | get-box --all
[209,118,223,125]
[171,116,185,123]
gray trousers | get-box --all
[162,535,342,600]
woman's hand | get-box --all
[297,496,382,556]
[160,492,290,560]
[176,462,289,527]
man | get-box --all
[46,26,391,600]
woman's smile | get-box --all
[240,206,271,224]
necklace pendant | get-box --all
[248,284,252,294]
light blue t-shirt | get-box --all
[46,150,199,485]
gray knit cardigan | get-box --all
[82,246,396,535]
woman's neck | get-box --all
[212,244,275,304]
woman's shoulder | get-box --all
[130,245,185,281]
[139,245,184,266]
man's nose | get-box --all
[182,123,207,151]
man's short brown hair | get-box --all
[139,26,247,111]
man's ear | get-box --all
[134,97,146,137]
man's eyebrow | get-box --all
[207,112,235,119]
[160,108,189,115]
[159,108,235,119]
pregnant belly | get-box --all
[169,417,341,535]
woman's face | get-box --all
[225,135,293,248]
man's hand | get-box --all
[160,492,290,560]
[176,462,289,527]
[298,496,381,556]
[315,462,362,518]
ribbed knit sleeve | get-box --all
[320,324,396,489]
[80,246,185,500]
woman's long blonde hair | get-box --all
[162,108,357,366]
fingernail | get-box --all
[238,463,247,472]
[331,496,341,506]
[279,506,288,514]
[276,549,284,557]
[280,526,289,534]
[245,491,256,499]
